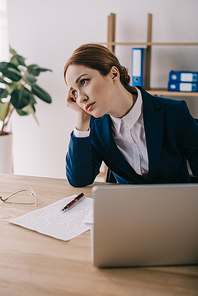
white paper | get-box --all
[9,195,93,241]
[83,205,94,224]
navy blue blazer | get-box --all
[66,87,198,187]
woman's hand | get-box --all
[66,90,82,113]
[66,91,91,131]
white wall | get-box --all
[7,0,198,179]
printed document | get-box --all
[10,195,93,241]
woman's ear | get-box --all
[110,66,120,82]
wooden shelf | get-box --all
[106,13,198,92]
[102,42,198,46]
[146,89,198,97]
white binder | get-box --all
[131,48,146,87]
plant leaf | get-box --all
[8,67,22,75]
[10,55,26,67]
[0,62,22,81]
[24,73,37,84]
[9,46,17,56]
[0,88,9,98]
[9,46,26,67]
[31,84,52,103]
[9,55,18,66]
[0,62,20,72]
[6,82,19,94]
[27,64,52,76]
[15,54,26,66]
[0,77,10,84]
[16,103,39,124]
[10,88,32,109]
[16,108,30,116]
[23,87,37,104]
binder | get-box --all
[168,81,198,92]
[131,48,146,87]
[169,71,198,83]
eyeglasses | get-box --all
[0,186,37,205]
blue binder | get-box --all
[131,48,146,87]
[168,81,198,92]
[169,71,198,82]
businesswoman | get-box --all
[64,43,198,187]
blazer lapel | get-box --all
[140,87,164,181]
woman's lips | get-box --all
[85,102,95,111]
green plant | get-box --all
[0,46,52,135]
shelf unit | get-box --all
[104,13,198,97]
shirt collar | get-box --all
[111,87,142,132]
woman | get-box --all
[64,43,198,187]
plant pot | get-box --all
[0,133,13,173]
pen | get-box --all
[61,193,84,212]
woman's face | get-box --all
[66,65,117,118]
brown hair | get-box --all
[63,43,130,88]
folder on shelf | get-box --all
[169,71,198,83]
[168,81,198,92]
[131,48,146,87]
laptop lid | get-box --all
[91,184,198,268]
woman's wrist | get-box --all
[76,111,91,131]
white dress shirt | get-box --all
[73,87,149,176]
[110,87,148,175]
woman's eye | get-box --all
[80,79,89,86]
[72,90,77,97]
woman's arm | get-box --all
[66,91,102,187]
[66,132,102,187]
[66,90,91,131]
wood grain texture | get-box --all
[147,89,198,97]
[0,174,198,296]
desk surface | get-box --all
[0,174,198,296]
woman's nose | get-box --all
[78,92,88,104]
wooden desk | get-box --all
[0,174,198,296]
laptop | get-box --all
[91,184,198,268]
